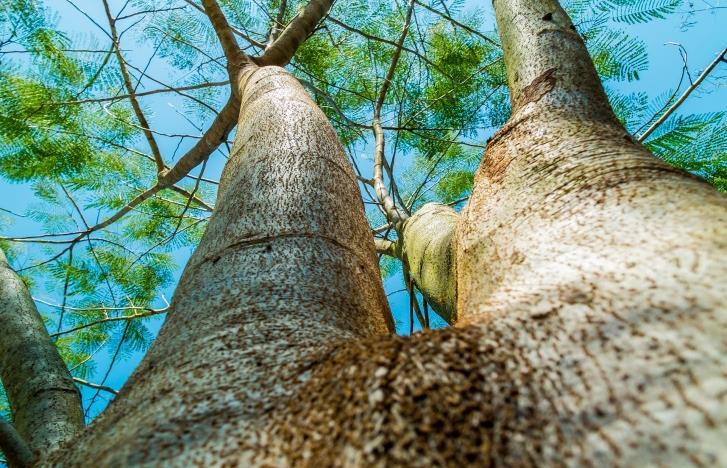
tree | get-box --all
[1,0,725,465]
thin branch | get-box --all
[267,0,288,47]
[372,0,415,232]
[58,80,229,105]
[200,0,249,82]
[413,0,500,47]
[184,0,267,49]
[102,0,165,173]
[327,16,445,74]
[637,47,726,142]
[72,378,119,396]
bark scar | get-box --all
[517,67,557,108]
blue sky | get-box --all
[1,0,725,420]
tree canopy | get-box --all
[0,0,725,433]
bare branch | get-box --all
[327,16,445,74]
[200,0,250,82]
[102,0,165,173]
[267,0,288,47]
[637,47,726,142]
[160,97,241,188]
[72,378,119,396]
[374,238,400,258]
[58,80,229,105]
[413,0,500,47]
[184,0,267,49]
[372,0,415,231]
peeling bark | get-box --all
[0,250,83,456]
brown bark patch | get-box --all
[516,67,557,108]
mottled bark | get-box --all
[48,66,392,465]
[0,250,83,456]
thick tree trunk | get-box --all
[36,0,726,465]
[0,250,84,462]
[454,0,727,464]
[48,66,392,465]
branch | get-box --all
[0,419,32,468]
[184,0,267,49]
[267,0,288,47]
[258,0,335,66]
[72,378,119,396]
[102,0,165,174]
[413,0,500,47]
[160,96,241,188]
[327,16,445,74]
[0,250,84,453]
[49,307,169,338]
[637,47,726,142]
[374,238,400,258]
[58,80,229,105]
[372,0,415,232]
[200,0,249,82]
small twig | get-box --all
[73,377,119,396]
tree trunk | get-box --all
[452,0,727,464]
[48,66,392,465]
[36,0,727,465]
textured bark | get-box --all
[0,250,83,456]
[48,66,392,465]
[32,0,727,465]
[0,418,32,467]
[452,0,727,464]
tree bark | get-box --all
[48,65,392,465]
[34,0,727,465]
[0,250,84,458]
[453,0,727,464]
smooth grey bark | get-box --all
[0,250,84,457]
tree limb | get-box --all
[372,0,415,232]
[637,47,726,142]
[102,0,165,174]
[0,419,32,468]
[72,378,119,396]
[0,250,84,453]
[267,0,288,47]
[200,0,250,83]
[258,0,335,66]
